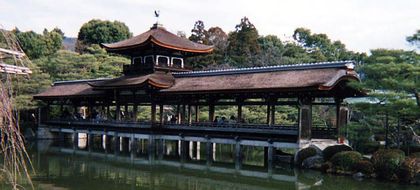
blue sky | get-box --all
[0,0,419,53]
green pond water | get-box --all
[2,137,418,190]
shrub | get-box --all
[371,149,406,180]
[320,161,332,173]
[358,142,382,154]
[354,160,375,175]
[323,145,352,161]
[296,147,317,167]
[397,157,420,183]
[330,151,363,172]
[409,152,420,158]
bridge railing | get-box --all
[43,119,337,138]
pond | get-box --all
[4,135,417,190]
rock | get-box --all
[323,144,353,161]
[354,160,375,175]
[295,147,318,167]
[353,172,365,180]
[302,155,324,169]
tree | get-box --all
[189,20,207,44]
[252,35,285,66]
[227,17,260,67]
[34,50,130,82]
[292,28,365,62]
[76,19,131,53]
[407,29,420,49]
[14,28,63,59]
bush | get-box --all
[358,142,382,154]
[296,147,317,166]
[320,161,332,173]
[354,160,375,175]
[409,152,420,158]
[330,151,363,172]
[397,157,420,183]
[371,149,406,180]
[323,145,352,161]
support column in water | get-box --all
[88,131,94,153]
[130,135,137,161]
[72,129,78,150]
[148,135,155,163]
[235,137,242,171]
[206,137,213,166]
[114,132,120,157]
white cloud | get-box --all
[0,0,418,53]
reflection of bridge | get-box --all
[35,144,298,190]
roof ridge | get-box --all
[54,78,111,85]
[173,60,355,77]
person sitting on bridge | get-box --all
[229,115,237,124]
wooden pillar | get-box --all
[176,105,181,124]
[151,103,157,125]
[298,97,312,146]
[181,105,187,124]
[270,105,275,125]
[235,138,242,170]
[209,104,215,122]
[267,143,274,175]
[124,104,129,120]
[266,103,271,125]
[88,131,94,153]
[195,105,200,123]
[133,103,138,122]
[206,138,213,166]
[187,105,192,125]
[159,104,164,124]
[237,98,243,124]
[114,132,120,156]
[130,135,137,161]
[106,105,110,119]
[72,129,78,150]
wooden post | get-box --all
[237,98,243,124]
[195,105,200,123]
[181,105,186,124]
[266,103,271,125]
[151,103,157,125]
[124,104,129,120]
[270,105,275,125]
[206,138,213,166]
[188,104,192,125]
[133,103,138,122]
[176,105,181,124]
[159,104,164,124]
[298,97,312,147]
[235,139,242,171]
[209,104,215,122]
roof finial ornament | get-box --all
[152,10,162,29]
[154,10,160,23]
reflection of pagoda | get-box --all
[102,23,213,74]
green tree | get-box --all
[189,20,207,44]
[34,50,129,81]
[407,29,420,49]
[76,19,131,53]
[14,28,63,59]
[227,17,260,67]
[292,28,365,62]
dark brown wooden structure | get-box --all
[34,23,364,148]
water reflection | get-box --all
[26,133,419,190]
